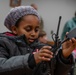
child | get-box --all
[38,30,54,46]
[38,30,48,44]
[0,6,76,75]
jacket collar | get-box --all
[0,33,39,47]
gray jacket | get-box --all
[0,33,74,75]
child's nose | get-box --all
[30,30,36,36]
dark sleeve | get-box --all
[58,49,74,64]
[28,53,36,69]
[54,49,75,75]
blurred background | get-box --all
[0,0,76,40]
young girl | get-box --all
[0,6,76,75]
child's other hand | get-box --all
[62,38,76,58]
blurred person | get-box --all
[38,30,48,44]
[39,30,54,45]
[61,11,76,41]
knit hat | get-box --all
[4,6,40,31]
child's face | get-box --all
[13,15,40,43]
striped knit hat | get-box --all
[4,6,40,31]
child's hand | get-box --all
[62,38,76,58]
[34,46,53,64]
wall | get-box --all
[0,0,76,40]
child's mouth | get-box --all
[28,38,35,43]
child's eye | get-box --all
[35,28,40,32]
[25,27,32,32]
[24,26,40,32]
